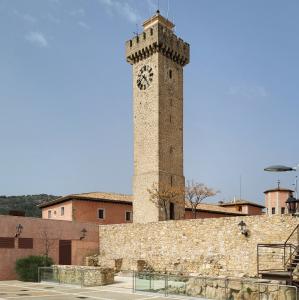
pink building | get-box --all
[264,187,293,215]
[39,192,133,225]
[40,192,263,223]
[0,215,99,280]
[218,200,265,215]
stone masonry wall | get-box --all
[52,265,114,286]
[97,215,299,277]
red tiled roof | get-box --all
[39,192,246,215]
[219,199,265,209]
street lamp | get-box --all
[238,220,249,237]
[286,194,299,215]
[15,224,23,237]
[264,165,296,172]
[80,228,87,240]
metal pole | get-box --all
[256,245,260,276]
[38,267,41,283]
[283,245,286,270]
[295,176,298,199]
[165,274,168,297]
[132,270,135,293]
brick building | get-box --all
[264,187,293,215]
[218,199,265,215]
[39,192,266,224]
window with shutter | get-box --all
[0,237,14,248]
[18,238,33,249]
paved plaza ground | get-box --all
[0,280,205,300]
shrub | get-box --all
[15,255,53,282]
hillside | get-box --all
[0,194,59,218]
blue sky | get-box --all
[0,0,298,204]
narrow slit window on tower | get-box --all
[143,32,146,39]
[98,209,105,220]
[129,40,132,47]
[150,28,153,35]
[169,70,172,79]
[169,115,172,123]
[170,175,173,186]
[169,202,175,220]
[136,36,139,43]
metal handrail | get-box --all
[257,225,299,284]
[285,224,299,246]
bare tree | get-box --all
[40,226,57,258]
[185,181,219,218]
[147,183,184,220]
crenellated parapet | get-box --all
[126,18,190,67]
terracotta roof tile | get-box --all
[219,199,265,209]
[39,192,246,215]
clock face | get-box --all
[136,65,153,90]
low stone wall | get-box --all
[94,215,299,277]
[182,277,296,300]
[53,265,114,286]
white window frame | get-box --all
[125,211,132,222]
[98,208,105,220]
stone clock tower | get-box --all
[126,11,190,223]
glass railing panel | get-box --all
[167,274,188,296]
[134,272,299,300]
[278,284,298,300]
[134,272,166,294]
[39,267,59,284]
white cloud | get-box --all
[69,8,85,17]
[25,32,48,48]
[78,21,90,30]
[14,10,37,23]
[98,0,140,23]
[228,85,268,99]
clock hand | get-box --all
[142,75,149,85]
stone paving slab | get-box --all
[0,281,206,300]
[78,290,153,300]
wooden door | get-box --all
[59,240,72,265]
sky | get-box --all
[0,0,298,205]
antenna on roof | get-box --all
[293,176,298,198]
[277,179,280,189]
[239,175,242,201]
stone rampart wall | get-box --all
[98,215,299,277]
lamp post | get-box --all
[238,220,249,237]
[286,194,299,215]
[15,224,23,237]
[264,165,296,172]
[80,228,87,240]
